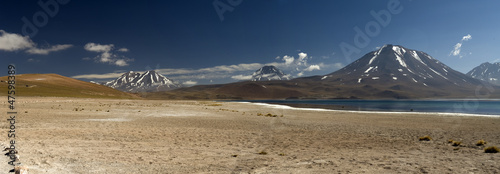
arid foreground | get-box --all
[1,97,499,173]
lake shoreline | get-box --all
[231,99,500,117]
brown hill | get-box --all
[0,74,140,99]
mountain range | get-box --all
[141,44,500,100]
[5,45,499,100]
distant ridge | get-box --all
[0,74,139,99]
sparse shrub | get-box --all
[264,113,278,117]
[419,136,432,141]
[258,151,267,155]
[448,139,454,143]
[484,146,499,153]
[207,103,222,106]
[278,153,286,156]
[476,139,487,146]
[452,141,461,147]
[231,154,238,157]
[257,113,263,116]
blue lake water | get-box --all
[239,99,500,116]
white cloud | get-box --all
[114,59,129,66]
[450,43,462,56]
[117,48,129,52]
[297,72,304,77]
[282,55,294,65]
[0,30,34,51]
[231,74,253,80]
[157,63,264,76]
[462,34,472,41]
[450,34,472,58]
[296,52,308,66]
[298,52,307,61]
[71,72,125,79]
[182,80,198,86]
[84,43,114,52]
[275,52,314,76]
[304,65,320,72]
[0,30,71,54]
[84,42,133,66]
[26,44,73,55]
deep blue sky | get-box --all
[1,0,499,85]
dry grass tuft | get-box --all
[452,141,461,147]
[476,139,487,146]
[258,151,267,155]
[265,113,278,117]
[419,135,432,141]
[484,146,499,153]
[448,139,454,143]
[257,113,280,117]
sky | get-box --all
[1,0,499,86]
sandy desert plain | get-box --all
[1,97,499,173]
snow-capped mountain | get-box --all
[251,65,290,81]
[466,62,500,85]
[320,44,480,88]
[103,70,182,92]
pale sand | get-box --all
[1,97,499,173]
